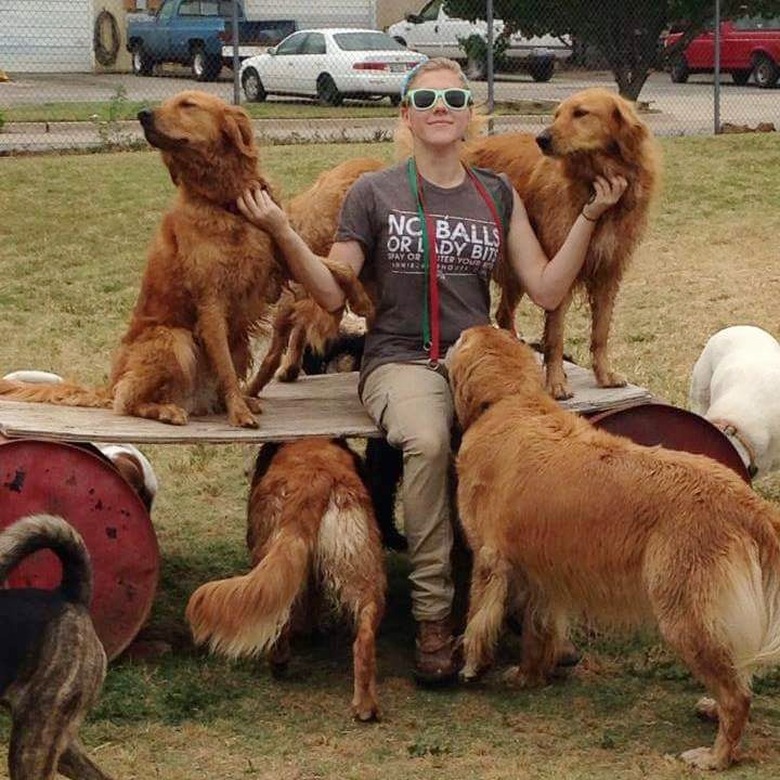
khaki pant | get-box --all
[361,361,455,622]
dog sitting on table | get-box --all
[1,513,114,780]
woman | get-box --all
[237,58,627,685]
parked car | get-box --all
[386,0,572,81]
[664,16,780,87]
[127,0,296,82]
[239,28,427,105]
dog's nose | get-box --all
[137,108,153,127]
[536,130,552,153]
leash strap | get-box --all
[406,159,506,364]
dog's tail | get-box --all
[0,377,112,408]
[185,524,314,659]
[716,518,780,673]
[0,513,93,607]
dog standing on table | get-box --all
[448,325,780,770]
[0,91,360,428]
[1,514,114,780]
[186,438,386,722]
[464,87,660,399]
[689,324,780,479]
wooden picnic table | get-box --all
[0,364,653,445]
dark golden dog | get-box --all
[1,514,113,780]
[464,88,660,399]
[186,438,386,722]
[448,325,780,770]
[247,157,383,394]
[0,91,359,428]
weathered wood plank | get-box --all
[0,366,652,445]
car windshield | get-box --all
[333,32,406,51]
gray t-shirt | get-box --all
[336,160,513,386]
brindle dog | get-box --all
[0,514,114,780]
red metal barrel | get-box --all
[588,401,752,483]
[0,438,159,659]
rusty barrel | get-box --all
[0,437,159,659]
[587,401,751,483]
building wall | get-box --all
[0,0,93,72]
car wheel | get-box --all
[389,94,402,106]
[731,69,751,86]
[317,74,343,106]
[528,58,555,83]
[242,68,266,102]
[753,54,779,89]
[191,46,222,82]
[670,57,689,83]
[131,43,153,76]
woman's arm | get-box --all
[237,187,365,312]
[506,175,627,311]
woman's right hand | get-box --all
[237,186,289,236]
[582,175,628,221]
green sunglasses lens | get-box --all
[408,88,471,110]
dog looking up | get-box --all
[464,88,660,399]
[2,370,158,511]
[1,513,114,780]
[0,91,361,428]
[186,438,386,722]
[689,324,780,480]
[448,325,780,770]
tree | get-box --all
[445,0,780,100]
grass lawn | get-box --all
[1,133,780,779]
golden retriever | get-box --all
[247,157,383,394]
[185,438,386,722]
[448,325,780,770]
[0,91,358,427]
[464,88,660,399]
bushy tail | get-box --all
[0,378,112,408]
[0,513,93,607]
[185,528,312,659]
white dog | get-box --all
[689,325,780,479]
[2,370,158,509]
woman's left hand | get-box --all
[582,175,628,221]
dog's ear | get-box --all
[611,98,648,161]
[221,105,257,159]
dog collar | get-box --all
[710,418,759,478]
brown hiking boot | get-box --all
[414,617,460,685]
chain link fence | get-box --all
[0,0,778,152]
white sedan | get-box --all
[239,28,427,106]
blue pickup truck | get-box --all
[127,0,296,82]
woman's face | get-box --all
[401,68,472,150]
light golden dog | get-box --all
[0,91,359,427]
[448,325,780,770]
[186,438,386,722]
[464,88,660,399]
[247,157,383,394]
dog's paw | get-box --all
[353,701,380,723]
[156,404,189,425]
[679,746,729,770]
[594,369,627,389]
[244,396,263,415]
[229,408,259,428]
[547,380,573,401]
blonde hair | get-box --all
[394,57,487,159]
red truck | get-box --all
[665,16,780,88]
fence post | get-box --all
[486,0,495,133]
[232,0,241,105]
[714,0,721,133]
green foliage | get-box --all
[457,31,511,76]
[0,108,5,132]
[444,0,780,98]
